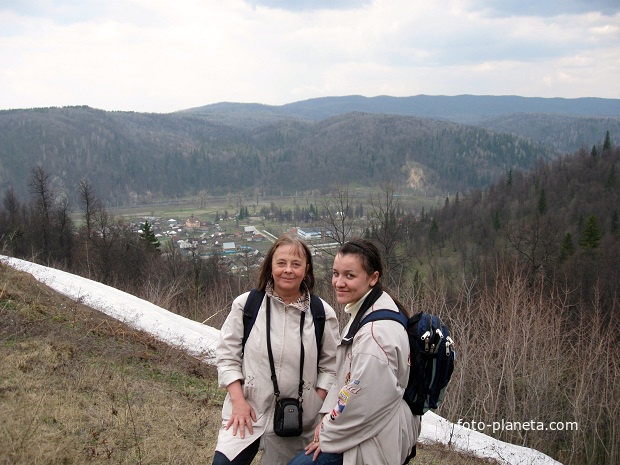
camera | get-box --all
[274,398,303,437]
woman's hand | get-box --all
[304,422,323,461]
[225,380,257,438]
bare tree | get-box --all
[367,183,409,288]
[506,215,561,278]
[319,186,356,246]
[78,178,101,239]
[75,178,104,278]
[90,206,117,284]
[28,166,54,263]
[1,187,27,256]
[198,189,209,209]
[53,195,74,268]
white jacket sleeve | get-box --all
[216,293,248,388]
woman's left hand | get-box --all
[304,423,323,461]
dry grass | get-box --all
[413,442,500,465]
[0,263,223,464]
[0,263,496,465]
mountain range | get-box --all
[184,94,620,124]
[0,95,618,206]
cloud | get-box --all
[0,0,618,113]
[247,0,371,11]
[469,0,620,17]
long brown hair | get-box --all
[257,234,315,293]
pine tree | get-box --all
[428,218,439,244]
[579,215,602,249]
[140,220,161,252]
[591,144,599,157]
[493,211,501,231]
[603,130,612,152]
[538,188,547,215]
[355,202,364,218]
[559,232,575,262]
[605,164,616,193]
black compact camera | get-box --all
[273,398,303,437]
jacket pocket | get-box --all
[301,386,324,428]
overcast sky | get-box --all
[1,0,618,113]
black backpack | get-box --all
[360,309,456,416]
[241,289,326,356]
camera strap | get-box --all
[266,297,305,401]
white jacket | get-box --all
[215,291,339,464]
[319,291,420,465]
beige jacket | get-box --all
[319,291,420,465]
[215,291,339,464]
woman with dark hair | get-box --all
[213,234,340,465]
[289,238,420,465]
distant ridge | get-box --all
[183,94,620,126]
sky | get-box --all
[1,254,562,465]
[0,0,619,113]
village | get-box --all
[132,213,335,276]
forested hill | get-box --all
[184,95,620,153]
[407,144,619,309]
[0,106,558,206]
[395,144,620,465]
[476,113,620,153]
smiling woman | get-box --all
[288,238,420,465]
[212,234,340,465]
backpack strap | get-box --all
[309,294,326,353]
[242,289,325,356]
[241,288,265,353]
[360,308,409,328]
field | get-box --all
[108,189,446,230]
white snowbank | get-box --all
[419,411,563,465]
[1,255,219,363]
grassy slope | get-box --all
[0,263,223,464]
[0,263,496,465]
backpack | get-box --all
[241,289,326,356]
[360,309,456,416]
